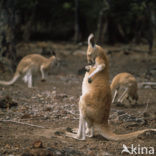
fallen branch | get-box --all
[0,120,45,129]
[127,47,147,53]
[107,47,147,54]
[140,82,156,86]
[138,82,156,88]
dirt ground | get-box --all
[0,42,156,156]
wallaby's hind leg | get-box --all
[72,121,94,138]
[23,74,28,83]
[127,96,132,104]
[127,96,138,106]
[120,93,128,103]
[77,112,86,140]
[66,112,86,140]
[25,70,33,88]
[134,98,138,105]
[40,66,45,81]
[28,75,32,88]
[117,88,128,103]
[112,89,119,103]
[66,96,87,140]
[85,121,94,138]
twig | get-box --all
[66,110,79,120]
[138,99,149,116]
[66,110,76,116]
[139,82,156,87]
[0,119,45,129]
[142,99,149,114]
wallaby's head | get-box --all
[87,34,97,65]
[49,51,56,63]
[49,51,56,59]
[49,51,60,68]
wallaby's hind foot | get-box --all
[66,132,85,141]
[86,127,94,138]
[27,76,32,88]
[41,78,46,82]
[68,127,94,138]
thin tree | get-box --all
[0,0,17,70]
[74,0,80,42]
[97,0,110,44]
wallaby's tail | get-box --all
[0,72,20,86]
[97,125,156,141]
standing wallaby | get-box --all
[66,34,156,141]
[0,53,56,88]
[111,72,138,104]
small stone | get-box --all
[21,114,31,119]
[32,140,43,148]
[54,131,64,136]
[66,127,73,132]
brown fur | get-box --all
[0,54,56,88]
[66,34,156,141]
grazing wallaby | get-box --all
[111,72,138,104]
[66,34,156,141]
[0,53,56,88]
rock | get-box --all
[54,94,68,100]
[0,96,18,109]
[22,149,53,156]
[46,147,85,156]
[21,114,31,119]
[54,131,64,136]
[32,140,43,148]
[47,147,62,155]
[66,127,73,133]
[123,51,130,55]
[5,144,11,149]
[61,147,85,156]
[44,107,52,111]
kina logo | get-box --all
[121,144,155,155]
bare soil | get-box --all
[0,42,156,156]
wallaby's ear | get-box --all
[88,33,95,48]
[51,51,56,56]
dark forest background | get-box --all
[0,0,156,65]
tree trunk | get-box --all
[74,0,80,43]
[97,9,105,43]
[97,0,110,44]
[0,0,17,70]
